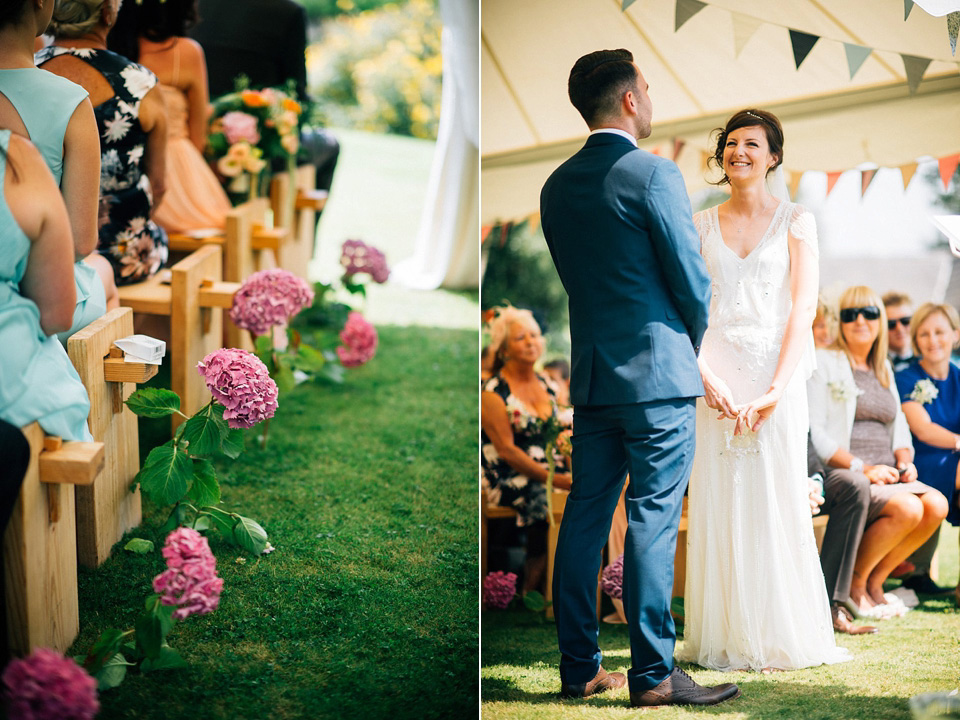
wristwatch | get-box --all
[849,457,864,474]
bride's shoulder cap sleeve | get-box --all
[787,203,818,258]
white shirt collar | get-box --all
[589,128,638,147]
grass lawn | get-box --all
[482,525,960,719]
[70,325,478,719]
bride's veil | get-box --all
[766,165,791,203]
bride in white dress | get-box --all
[680,109,850,672]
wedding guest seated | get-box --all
[808,286,948,620]
[107,0,232,234]
[884,292,915,372]
[481,344,495,383]
[38,0,169,286]
[813,298,835,349]
[481,306,572,594]
[0,0,118,338]
[543,357,571,408]
[896,302,960,603]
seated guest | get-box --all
[0,128,93,444]
[107,0,232,234]
[481,306,571,594]
[38,0,169,286]
[813,298,835,349]
[480,344,494,383]
[0,0,118,337]
[808,286,948,619]
[542,357,571,408]
[896,302,960,602]
[884,291,915,372]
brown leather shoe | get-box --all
[831,603,878,635]
[630,666,740,707]
[559,666,627,699]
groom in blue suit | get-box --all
[541,49,739,707]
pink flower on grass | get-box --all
[340,239,390,283]
[336,312,378,368]
[230,268,315,337]
[221,111,261,145]
[482,571,517,610]
[197,348,279,429]
[601,553,624,599]
[2,647,99,720]
[152,527,224,621]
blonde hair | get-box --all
[833,285,891,387]
[485,305,544,375]
[49,0,109,38]
[910,302,960,357]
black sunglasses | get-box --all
[839,306,881,323]
[888,316,912,330]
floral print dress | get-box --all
[481,373,569,527]
[36,46,168,285]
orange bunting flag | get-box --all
[788,171,802,201]
[899,162,919,190]
[861,168,878,199]
[939,153,960,190]
[481,225,493,244]
[527,211,541,230]
[651,147,662,157]
[673,138,686,162]
[826,171,843,197]
[700,149,712,173]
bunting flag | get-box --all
[949,11,959,55]
[527,211,541,230]
[902,54,933,93]
[673,138,686,162]
[939,153,960,189]
[900,161,919,190]
[843,43,873,79]
[789,29,820,69]
[905,0,915,20]
[788,171,803,201]
[700,149,712,172]
[825,171,843,197]
[731,12,764,57]
[481,225,493,244]
[675,0,707,32]
[860,168,878,198]
[622,0,638,10]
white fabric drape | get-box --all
[393,0,479,290]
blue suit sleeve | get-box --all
[643,161,711,352]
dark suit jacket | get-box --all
[541,132,711,406]
[189,0,308,100]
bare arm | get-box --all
[138,85,167,211]
[183,39,211,154]
[902,400,960,450]
[8,135,76,334]
[59,98,101,258]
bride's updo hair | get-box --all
[708,108,784,186]
[48,0,111,38]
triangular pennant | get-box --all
[731,12,764,58]
[826,171,843,197]
[843,43,873,79]
[527,211,541,229]
[788,171,802,201]
[899,161,919,190]
[675,0,707,32]
[948,11,959,55]
[673,138,686,162]
[939,153,960,190]
[904,0,915,21]
[861,169,878,199]
[621,0,638,10]
[700,149,712,172]
[651,147,662,157]
[481,225,493,244]
[789,29,820,70]
[902,54,932,94]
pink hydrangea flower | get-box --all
[229,268,315,337]
[221,111,261,145]
[152,527,224,621]
[336,312,378,368]
[601,553,624,599]
[340,239,390,284]
[2,647,99,720]
[482,571,517,610]
[197,348,279,429]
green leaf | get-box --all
[125,388,181,418]
[220,428,244,459]
[274,361,296,394]
[94,653,132,691]
[292,344,326,373]
[140,646,188,673]
[84,628,128,674]
[232,515,269,555]
[522,591,545,612]
[317,358,345,384]
[202,506,238,537]
[181,404,229,457]
[160,503,188,535]
[135,598,164,660]
[188,459,221,508]
[123,538,154,555]
[192,515,212,532]
[136,441,191,506]
[254,334,274,369]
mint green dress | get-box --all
[0,67,106,341]
[0,129,93,442]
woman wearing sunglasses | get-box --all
[808,286,948,620]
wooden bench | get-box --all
[3,424,104,655]
[66,307,158,567]
[270,165,327,279]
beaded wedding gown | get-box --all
[680,201,850,672]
